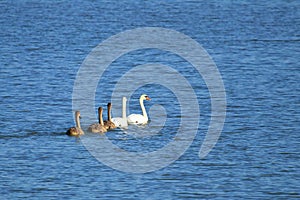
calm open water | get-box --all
[0,0,299,199]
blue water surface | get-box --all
[0,0,299,199]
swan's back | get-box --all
[66,127,84,136]
[127,114,148,125]
[111,117,128,128]
[88,123,107,133]
[103,121,116,130]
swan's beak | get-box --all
[146,96,151,100]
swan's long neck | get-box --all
[75,112,81,129]
[140,98,148,120]
[99,108,104,125]
[108,103,112,121]
[98,108,101,124]
[122,97,127,119]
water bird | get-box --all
[127,94,151,125]
[104,103,117,130]
[66,111,84,136]
[88,107,107,133]
[111,97,128,128]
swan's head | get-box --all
[75,111,81,118]
[140,94,151,101]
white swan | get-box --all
[111,97,128,128]
[127,94,151,125]
[88,107,107,133]
[103,103,117,130]
[66,111,84,136]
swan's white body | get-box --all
[127,94,151,125]
[111,97,128,128]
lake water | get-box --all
[0,0,299,199]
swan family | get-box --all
[66,94,151,136]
